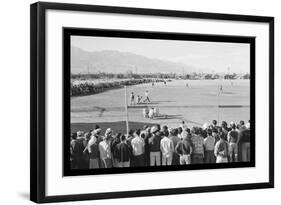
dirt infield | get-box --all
[71,79,250,128]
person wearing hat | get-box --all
[227,122,239,162]
[98,128,113,168]
[131,129,145,167]
[148,126,161,166]
[92,128,103,143]
[85,133,100,169]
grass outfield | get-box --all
[71,79,250,130]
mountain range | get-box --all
[71,46,198,74]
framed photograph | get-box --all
[30,2,274,203]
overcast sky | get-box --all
[71,35,250,73]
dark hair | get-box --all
[129,129,134,135]
[121,135,126,141]
[185,128,191,134]
[140,132,145,138]
[156,124,161,131]
[192,127,199,135]
[240,120,245,125]
[207,128,212,136]
[116,133,122,140]
[162,125,168,131]
[178,127,183,133]
[135,129,141,136]
[212,120,217,125]
[85,132,91,140]
[212,128,218,133]
[170,128,177,136]
[95,125,100,130]
[71,133,77,140]
[221,121,227,127]
[164,130,169,137]
[219,132,226,139]
[231,123,236,130]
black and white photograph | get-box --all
[65,29,255,175]
[28,1,274,203]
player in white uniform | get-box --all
[143,90,150,103]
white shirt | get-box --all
[145,91,149,97]
[160,137,174,157]
[99,140,111,159]
[131,136,145,156]
[148,109,154,118]
[203,135,215,151]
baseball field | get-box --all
[71,79,250,134]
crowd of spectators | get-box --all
[71,79,156,96]
[70,120,251,169]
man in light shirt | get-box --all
[160,130,174,165]
[131,129,145,167]
[203,129,216,164]
[99,128,113,168]
[214,133,229,163]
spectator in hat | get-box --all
[160,129,174,165]
[92,128,103,143]
[203,129,216,164]
[149,126,161,166]
[99,128,113,168]
[131,129,145,167]
[227,122,239,162]
[85,133,100,169]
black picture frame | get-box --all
[63,27,256,176]
[30,2,274,203]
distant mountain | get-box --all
[71,46,197,74]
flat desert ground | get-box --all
[71,79,250,134]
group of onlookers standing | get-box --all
[70,120,251,169]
